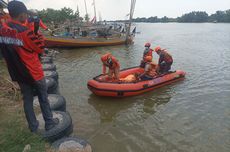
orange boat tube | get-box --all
[87,67,186,97]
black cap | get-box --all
[7,0,28,18]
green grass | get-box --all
[0,97,52,152]
[0,111,47,152]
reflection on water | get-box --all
[88,87,172,123]
[55,23,230,152]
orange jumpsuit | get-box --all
[101,53,120,80]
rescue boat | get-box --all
[87,67,186,97]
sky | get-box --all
[16,0,230,20]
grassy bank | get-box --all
[0,60,52,152]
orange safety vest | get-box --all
[143,48,153,59]
[160,50,173,63]
[102,55,120,74]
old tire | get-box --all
[37,111,73,142]
[34,94,66,111]
[44,71,58,82]
[52,137,92,152]
[41,57,53,64]
[43,63,56,71]
[45,77,59,94]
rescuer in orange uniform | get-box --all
[154,46,173,74]
[25,9,49,35]
[140,42,154,68]
[101,53,120,81]
[139,56,158,80]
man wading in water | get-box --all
[0,1,58,132]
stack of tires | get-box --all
[33,50,92,151]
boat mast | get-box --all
[84,0,89,22]
[93,0,97,23]
[126,0,136,44]
[99,12,102,22]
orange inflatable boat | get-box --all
[87,67,186,97]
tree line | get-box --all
[37,7,88,24]
[133,10,230,23]
[37,8,230,23]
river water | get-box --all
[54,23,230,152]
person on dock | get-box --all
[139,56,158,80]
[26,9,50,35]
[0,1,58,132]
[154,46,173,74]
[140,42,154,68]
[101,53,120,81]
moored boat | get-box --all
[44,36,133,48]
[87,67,186,97]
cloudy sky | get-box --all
[19,0,230,20]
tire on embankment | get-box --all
[45,77,59,94]
[41,56,53,64]
[44,71,58,82]
[33,94,66,111]
[51,137,92,152]
[42,63,56,71]
[37,111,73,142]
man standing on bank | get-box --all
[0,1,58,132]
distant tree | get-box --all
[178,11,209,22]
[75,6,80,19]
[160,16,169,22]
[148,16,158,22]
[60,7,75,20]
[75,6,84,23]
[209,10,230,22]
[84,14,89,22]
[37,8,230,24]
[38,7,78,24]
[226,10,230,22]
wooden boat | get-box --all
[44,36,133,48]
[87,67,186,97]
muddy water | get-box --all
[55,23,230,152]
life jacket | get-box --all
[106,56,120,69]
[25,16,47,34]
[160,50,173,63]
[102,53,120,69]
[143,47,153,61]
[0,20,45,83]
[146,62,157,77]
[102,53,120,74]
[0,23,35,84]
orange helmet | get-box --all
[144,42,151,47]
[101,53,111,62]
[154,46,161,52]
[145,56,152,62]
